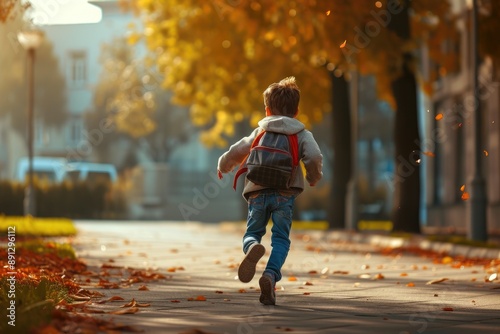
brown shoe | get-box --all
[259,273,276,305]
[238,243,265,283]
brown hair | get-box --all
[263,76,300,117]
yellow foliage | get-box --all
[128,0,457,145]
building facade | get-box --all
[423,1,500,233]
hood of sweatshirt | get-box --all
[258,115,305,135]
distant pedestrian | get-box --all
[217,76,323,305]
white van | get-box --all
[16,157,117,184]
[65,162,118,184]
[16,157,68,182]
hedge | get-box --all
[0,180,127,219]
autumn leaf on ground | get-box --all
[68,294,91,301]
[372,273,385,280]
[426,278,449,285]
[215,290,224,294]
[83,308,106,314]
[435,113,444,120]
[333,271,349,275]
[487,273,498,282]
[442,307,454,311]
[187,295,207,301]
[122,298,151,308]
[304,281,313,286]
[288,276,298,281]
[138,285,149,291]
[109,307,139,315]
[340,40,347,48]
[406,282,415,287]
[97,296,125,304]
[461,192,470,201]
[442,256,454,264]
[171,300,181,303]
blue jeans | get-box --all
[243,191,296,282]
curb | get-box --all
[219,220,500,260]
[325,231,500,260]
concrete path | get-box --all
[72,221,500,334]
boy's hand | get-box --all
[218,170,223,179]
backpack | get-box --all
[233,130,299,190]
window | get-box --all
[68,118,84,145]
[67,50,87,88]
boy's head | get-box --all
[263,76,300,117]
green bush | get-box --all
[0,180,127,219]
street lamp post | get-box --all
[18,30,44,217]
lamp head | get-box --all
[17,30,44,50]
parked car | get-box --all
[16,157,117,184]
[65,162,118,184]
[16,157,68,183]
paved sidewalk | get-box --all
[72,221,500,334]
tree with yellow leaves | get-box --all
[123,0,461,231]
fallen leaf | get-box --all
[372,273,385,280]
[461,192,470,201]
[96,296,125,304]
[442,307,453,311]
[138,285,149,291]
[238,289,247,293]
[460,185,466,192]
[68,294,91,301]
[358,274,371,279]
[340,40,346,48]
[484,150,489,157]
[109,307,139,315]
[308,270,318,274]
[171,300,181,303]
[215,290,224,294]
[406,282,415,287]
[326,10,331,16]
[304,281,313,286]
[288,276,298,281]
[435,113,444,121]
[121,298,151,308]
[426,278,449,285]
[303,292,311,295]
[442,256,454,264]
[333,270,349,275]
[187,295,206,301]
[167,267,177,272]
[400,273,408,277]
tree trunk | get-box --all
[388,0,421,233]
[328,73,352,229]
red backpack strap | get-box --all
[288,134,299,166]
[233,130,266,190]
